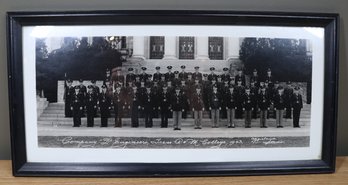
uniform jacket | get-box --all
[291,94,303,109]
[225,90,236,109]
[258,92,270,110]
[243,93,254,111]
[171,93,185,111]
[274,93,285,110]
[209,91,221,109]
[191,92,205,111]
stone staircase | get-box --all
[38,103,311,128]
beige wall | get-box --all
[0,0,347,159]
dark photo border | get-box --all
[7,10,339,177]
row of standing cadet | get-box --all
[63,66,303,130]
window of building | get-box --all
[179,37,195,59]
[149,36,165,59]
[209,37,224,60]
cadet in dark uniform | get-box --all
[126,68,136,85]
[258,87,270,128]
[284,81,294,119]
[274,87,285,128]
[153,66,162,82]
[192,87,204,129]
[243,88,254,128]
[99,85,111,127]
[179,65,188,80]
[179,80,189,119]
[91,80,100,117]
[113,86,124,127]
[160,86,171,128]
[235,69,246,86]
[165,66,174,82]
[192,66,202,82]
[209,85,221,128]
[159,75,167,89]
[142,87,155,128]
[86,85,98,127]
[250,81,259,118]
[202,74,210,111]
[114,70,125,86]
[208,67,217,81]
[250,69,260,87]
[151,80,161,118]
[221,67,231,83]
[71,87,84,127]
[171,88,185,130]
[265,68,274,88]
[76,79,87,98]
[139,67,148,83]
[134,75,141,88]
[172,71,181,87]
[225,86,236,128]
[64,79,74,117]
[235,80,245,119]
[130,86,140,127]
[291,87,303,128]
[145,74,153,88]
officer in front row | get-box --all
[160,86,171,128]
[171,88,185,130]
[191,87,204,129]
[258,87,270,128]
[292,86,303,128]
[99,85,111,127]
[86,85,98,127]
[210,85,221,128]
[71,87,84,127]
[64,79,74,117]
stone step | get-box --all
[38,118,309,128]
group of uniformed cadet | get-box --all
[64,65,304,130]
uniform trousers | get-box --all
[276,109,284,127]
[194,110,203,128]
[211,109,220,127]
[245,110,252,127]
[173,111,182,129]
[293,108,301,127]
[260,110,267,127]
[227,108,235,127]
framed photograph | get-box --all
[7,10,339,177]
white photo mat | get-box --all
[23,25,324,163]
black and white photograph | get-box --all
[35,29,313,151]
[7,11,338,177]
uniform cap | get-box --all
[203,74,208,77]
[128,68,134,71]
[79,79,83,82]
[223,67,229,71]
[267,68,271,72]
[87,85,93,89]
[210,67,215,71]
[167,66,172,69]
[294,86,300,90]
[101,84,107,88]
[91,80,96,83]
[194,66,200,69]
[155,66,160,70]
[180,65,186,69]
[253,69,257,72]
[67,79,72,83]
[141,67,147,70]
[174,71,179,74]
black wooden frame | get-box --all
[7,10,339,177]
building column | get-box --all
[132,36,145,59]
[195,37,209,60]
[163,36,177,59]
[227,37,240,59]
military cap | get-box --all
[162,85,168,89]
[79,79,83,82]
[210,67,215,71]
[196,86,202,90]
[245,87,251,91]
[167,66,172,69]
[203,74,208,77]
[101,84,107,88]
[67,79,72,83]
[253,69,257,72]
[287,81,292,84]
[174,71,179,74]
[187,72,192,76]
[175,87,181,90]
[180,65,186,69]
[87,85,93,89]
[141,67,147,70]
[217,75,222,78]
[91,80,96,83]
[74,86,80,90]
[212,85,218,88]
[267,68,271,72]
[294,86,300,90]
[223,67,229,71]
[128,68,134,71]
[194,66,200,69]
[155,66,160,70]
[147,74,153,78]
[146,86,151,89]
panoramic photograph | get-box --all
[35,35,312,149]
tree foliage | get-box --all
[239,38,312,82]
[36,37,123,102]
